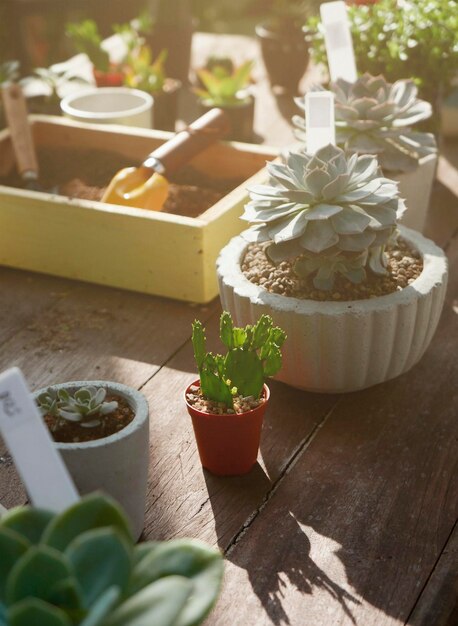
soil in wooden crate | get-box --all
[242,238,423,302]
[44,393,135,443]
[0,147,244,218]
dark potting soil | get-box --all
[186,384,265,415]
[242,238,424,302]
[44,393,135,443]
[0,147,243,218]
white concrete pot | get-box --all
[217,226,448,393]
[61,88,153,129]
[389,153,437,234]
[34,381,149,539]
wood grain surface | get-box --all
[0,32,457,626]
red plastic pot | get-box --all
[93,68,125,88]
[185,380,270,476]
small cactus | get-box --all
[192,312,286,407]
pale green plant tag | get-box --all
[320,1,357,83]
[0,367,79,512]
[305,91,336,154]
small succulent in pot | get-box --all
[0,492,223,626]
[37,385,118,431]
[191,311,286,411]
[243,143,405,291]
[187,312,286,475]
[293,74,437,173]
[195,60,254,108]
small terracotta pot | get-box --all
[185,380,269,476]
[93,68,125,88]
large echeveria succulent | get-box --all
[293,74,437,173]
[242,144,404,290]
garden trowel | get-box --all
[102,107,231,210]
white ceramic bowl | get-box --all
[60,87,153,129]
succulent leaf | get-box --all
[7,597,71,626]
[5,545,72,606]
[66,528,132,610]
[102,576,193,626]
[0,528,29,601]
[79,586,120,626]
[42,493,133,552]
[127,539,224,626]
[243,144,402,290]
[0,507,53,545]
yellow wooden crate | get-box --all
[0,116,276,302]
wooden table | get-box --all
[1,33,457,626]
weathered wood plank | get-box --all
[209,236,458,625]
[140,308,339,547]
[408,522,458,626]
[0,280,218,508]
[0,267,80,346]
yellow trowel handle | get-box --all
[102,108,231,211]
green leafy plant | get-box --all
[21,62,89,103]
[124,47,167,94]
[0,492,223,626]
[195,60,254,106]
[304,0,458,103]
[192,312,286,406]
[0,60,20,86]
[37,386,118,429]
[294,74,437,172]
[242,144,404,290]
[66,20,111,73]
[203,55,234,78]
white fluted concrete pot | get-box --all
[217,226,448,394]
[34,381,149,539]
[390,153,437,234]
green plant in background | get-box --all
[114,11,153,55]
[0,61,20,86]
[243,144,404,290]
[66,20,111,73]
[203,55,234,77]
[124,47,167,94]
[293,74,437,172]
[20,61,89,104]
[304,0,458,104]
[195,60,254,106]
[0,492,223,626]
[37,386,118,429]
[192,312,286,406]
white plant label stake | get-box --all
[0,367,79,512]
[320,0,358,83]
[306,91,336,154]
